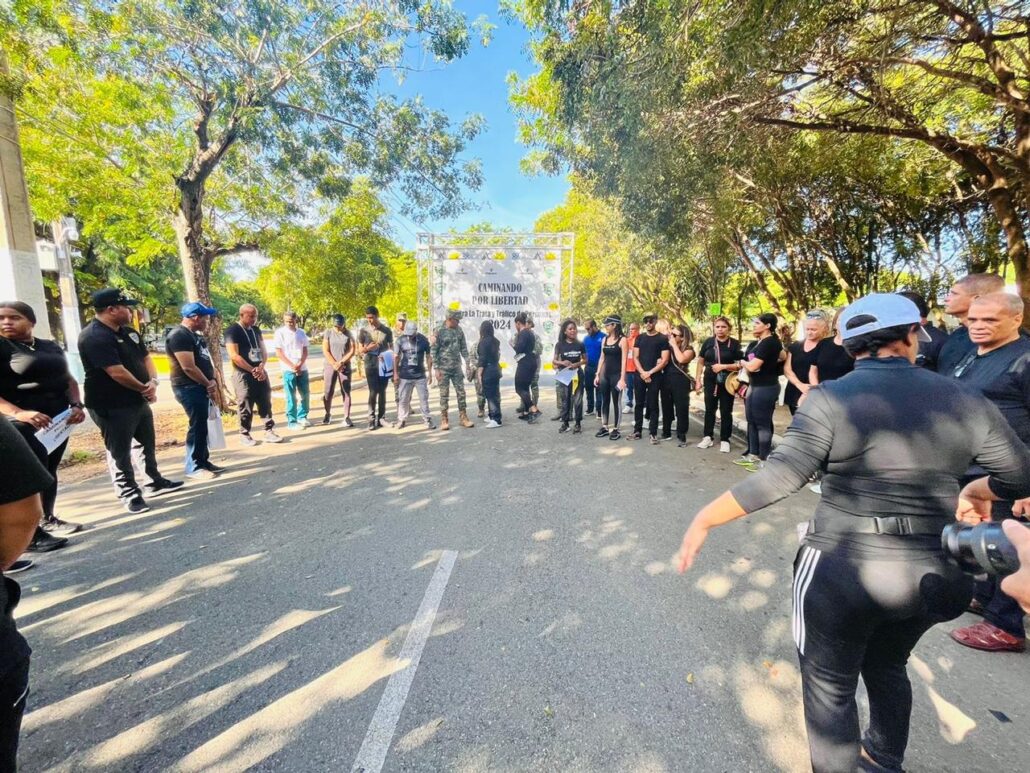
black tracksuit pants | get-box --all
[633,372,663,436]
[702,375,735,443]
[792,543,971,772]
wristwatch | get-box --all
[69,401,84,409]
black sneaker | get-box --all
[368,421,377,431]
[661,434,673,442]
[344,417,354,428]
[322,415,331,425]
[677,440,688,448]
[200,462,225,474]
[144,478,184,496]
[595,427,609,438]
[125,497,151,514]
[43,514,87,535]
[609,429,621,441]
[28,526,68,552]
[5,559,33,575]
[526,413,539,424]
[573,422,582,434]
[559,422,570,433]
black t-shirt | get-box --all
[917,324,948,370]
[0,337,70,416]
[224,323,265,372]
[744,336,783,387]
[78,320,149,409]
[785,339,824,405]
[698,337,743,377]
[1,418,54,678]
[554,338,587,370]
[936,325,974,376]
[953,336,1030,447]
[357,323,394,370]
[634,332,670,372]
[395,334,431,380]
[814,340,854,382]
[166,325,215,387]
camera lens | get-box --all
[942,522,1026,576]
[941,523,983,573]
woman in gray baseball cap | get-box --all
[676,293,1030,773]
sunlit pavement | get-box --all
[14,381,1029,772]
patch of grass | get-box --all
[61,449,102,467]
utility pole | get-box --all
[0,52,52,337]
[53,217,83,379]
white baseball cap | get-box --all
[839,293,932,342]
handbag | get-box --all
[207,401,227,450]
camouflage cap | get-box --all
[446,309,463,321]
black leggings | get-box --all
[557,369,584,423]
[702,376,735,442]
[515,357,536,413]
[792,544,971,772]
[663,373,691,441]
[13,421,67,518]
[598,371,623,428]
[744,383,778,459]
[364,365,388,421]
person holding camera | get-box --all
[694,317,742,453]
[677,294,1030,773]
[946,292,1030,653]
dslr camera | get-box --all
[942,521,1029,576]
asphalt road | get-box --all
[13,379,1029,772]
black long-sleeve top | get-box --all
[514,328,536,365]
[731,357,1030,557]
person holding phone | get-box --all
[694,317,742,453]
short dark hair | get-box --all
[365,306,379,316]
[842,323,915,358]
[897,291,929,318]
[0,301,36,324]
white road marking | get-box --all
[351,550,458,773]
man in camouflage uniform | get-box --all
[431,310,475,430]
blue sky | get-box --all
[385,2,570,247]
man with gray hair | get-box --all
[393,321,434,429]
[947,291,1030,653]
[936,273,1006,375]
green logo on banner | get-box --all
[708,303,722,316]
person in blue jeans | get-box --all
[166,302,224,479]
[274,312,310,429]
[582,319,605,418]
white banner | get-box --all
[430,247,563,370]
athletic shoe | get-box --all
[609,429,621,441]
[200,462,225,474]
[595,427,609,438]
[649,434,659,445]
[697,436,714,449]
[43,515,86,535]
[263,430,283,443]
[627,431,641,440]
[376,418,385,429]
[573,422,582,434]
[745,461,765,473]
[424,420,435,430]
[344,418,354,428]
[660,434,673,442]
[186,468,217,480]
[525,413,539,424]
[5,559,33,575]
[720,441,731,453]
[733,455,757,466]
[559,423,570,433]
[677,440,688,448]
[28,526,68,552]
[287,422,301,430]
[622,405,632,414]
[239,433,258,447]
[125,497,151,514]
[144,478,185,496]
[485,419,501,428]
[808,482,822,494]
[368,421,378,431]
[322,414,331,425]
[477,408,485,418]
[299,418,312,428]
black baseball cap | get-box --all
[91,288,139,308]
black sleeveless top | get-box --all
[602,335,623,375]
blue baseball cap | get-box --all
[181,301,218,318]
[839,293,931,342]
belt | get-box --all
[806,516,946,537]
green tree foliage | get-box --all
[510,0,1025,320]
[255,182,400,323]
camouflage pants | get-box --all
[473,375,485,410]
[531,368,540,407]
[438,369,468,413]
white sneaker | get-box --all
[186,468,217,480]
[697,436,714,449]
[263,430,283,443]
[239,433,257,447]
[622,405,632,414]
[299,418,312,428]
[485,419,501,428]
[720,441,731,453]
[808,482,822,494]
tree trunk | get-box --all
[726,232,784,314]
[174,178,232,409]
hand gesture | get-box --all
[205,381,219,400]
[141,382,158,402]
[618,378,626,392]
[955,495,992,525]
[16,410,51,429]
[68,406,86,425]
[677,519,710,573]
